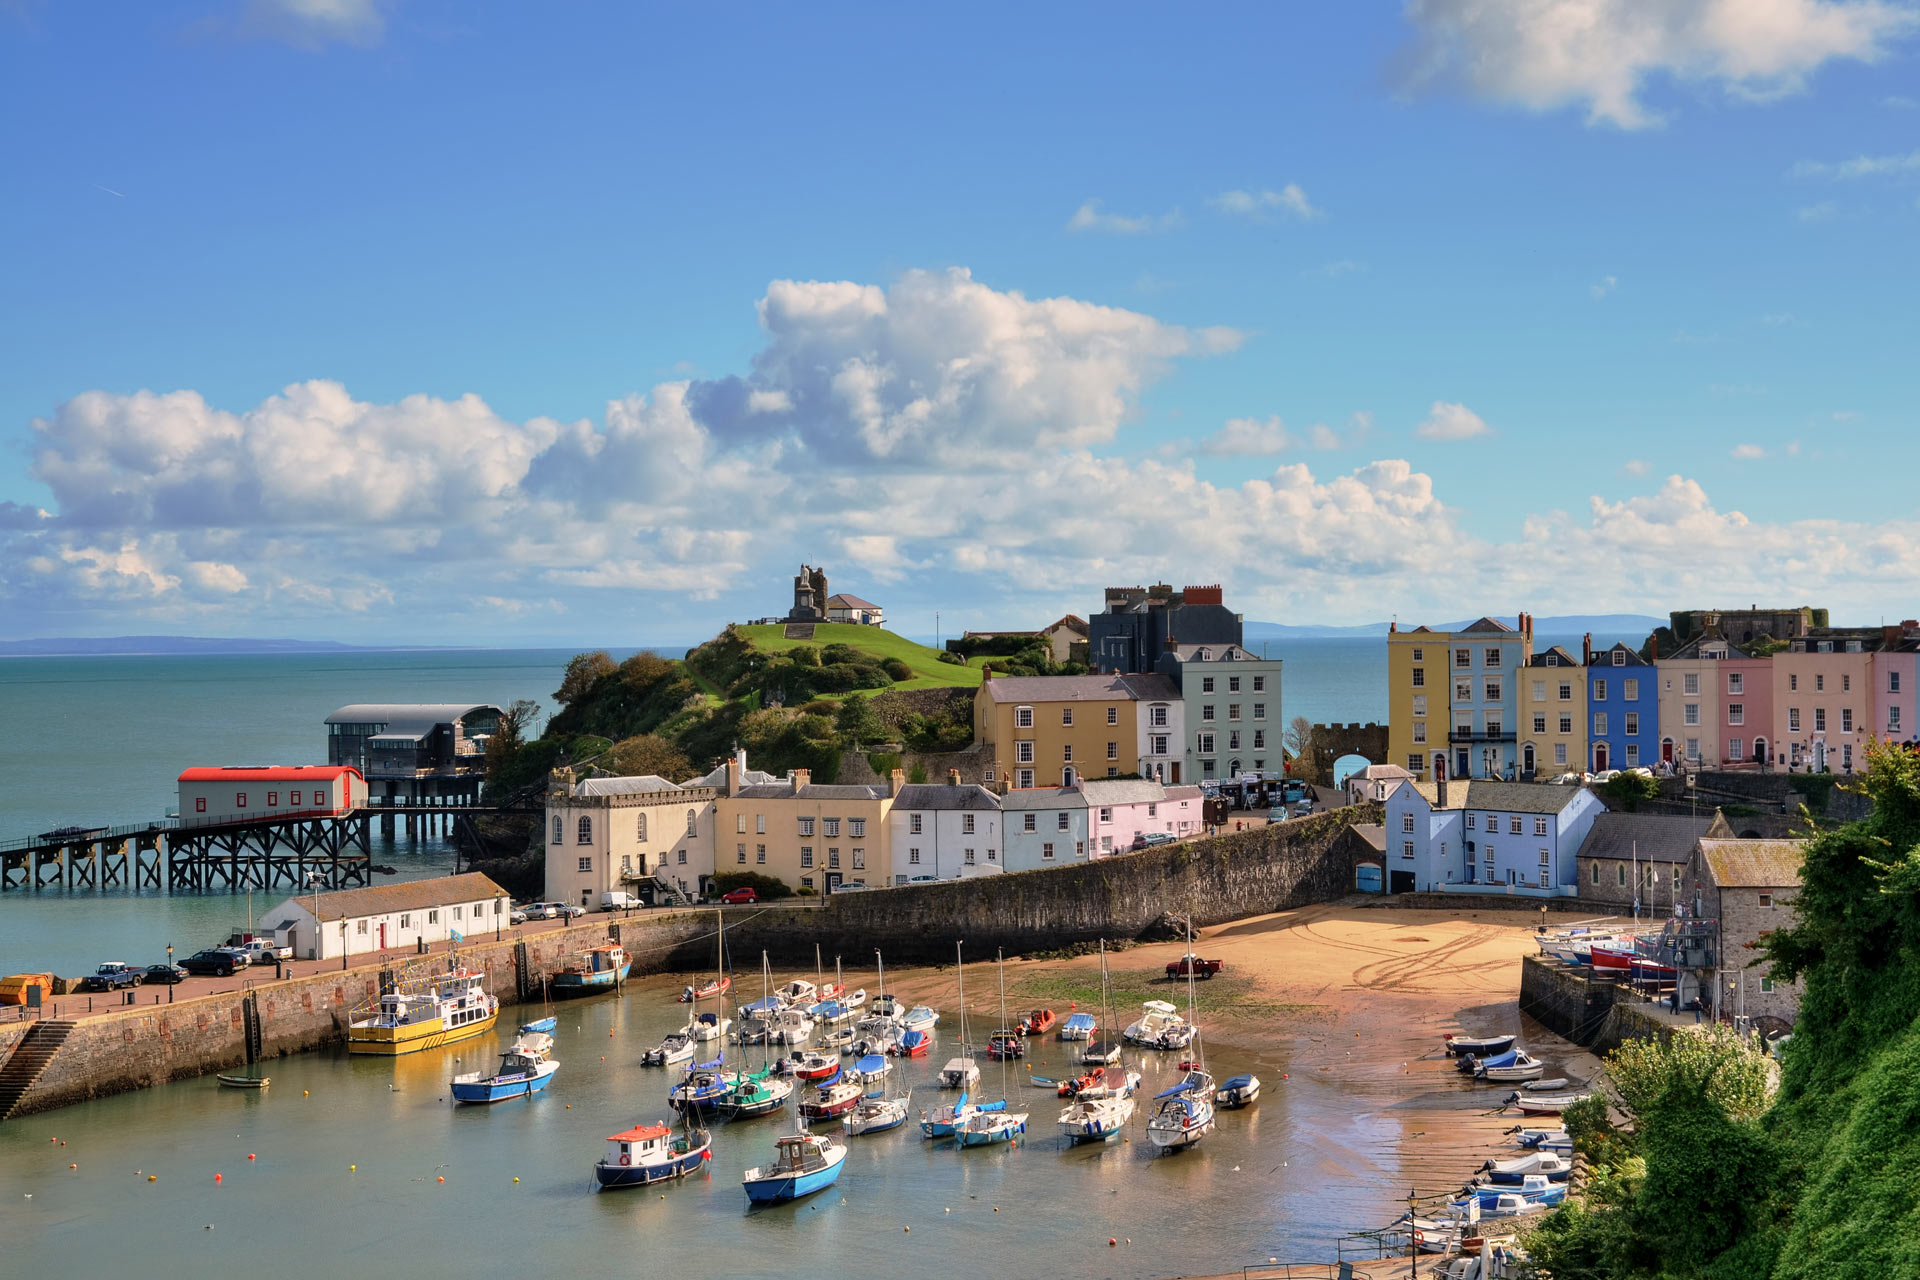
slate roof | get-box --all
[980,673,1180,703]
[1350,823,1388,853]
[1164,784,1204,802]
[1588,642,1650,668]
[892,784,1001,811]
[732,783,891,801]
[1164,643,1274,664]
[1667,634,1750,660]
[1699,838,1805,888]
[688,761,777,789]
[1000,787,1088,811]
[1459,617,1516,634]
[576,775,682,796]
[278,872,508,923]
[1526,646,1580,669]
[1577,812,1721,865]
[1079,779,1169,805]
[1460,781,1589,814]
[827,594,880,610]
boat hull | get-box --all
[594,1144,709,1189]
[742,1157,845,1203]
[452,1064,557,1104]
[347,1009,497,1056]
[552,963,632,995]
[956,1116,1027,1147]
[518,1016,557,1034]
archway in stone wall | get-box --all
[1332,753,1372,788]
[1307,722,1390,787]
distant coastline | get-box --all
[0,636,472,657]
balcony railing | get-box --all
[1447,729,1518,744]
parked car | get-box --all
[228,938,290,963]
[519,902,560,920]
[554,902,586,918]
[1165,953,1225,980]
[719,887,759,905]
[1291,801,1314,817]
[1266,807,1288,823]
[179,949,241,977]
[600,891,641,911]
[834,881,869,893]
[143,963,189,985]
[78,962,143,991]
[214,946,252,968]
[1140,832,1177,847]
[908,875,937,884]
[509,906,529,924]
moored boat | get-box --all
[1476,1050,1548,1083]
[347,963,497,1056]
[1481,1151,1573,1184]
[1018,1008,1056,1037]
[742,1131,846,1204]
[775,979,818,1007]
[986,1029,1024,1060]
[680,975,732,1002]
[851,1053,890,1086]
[1058,1093,1133,1143]
[1444,1032,1516,1058]
[686,1011,732,1043]
[720,1066,794,1120]
[901,1005,938,1033]
[1216,1074,1261,1109]
[889,1028,930,1058]
[844,1095,909,1136]
[920,1092,1005,1138]
[940,1054,980,1089]
[1146,1093,1214,1150]
[594,1122,712,1189]
[1154,1068,1215,1104]
[1059,1011,1097,1041]
[551,944,630,996]
[788,1050,840,1082]
[451,1032,558,1103]
[1123,999,1192,1050]
[797,1079,864,1121]
[518,1015,557,1035]
[669,1059,734,1114]
[955,1106,1027,1147]
[643,1032,694,1067]
[767,1007,814,1046]
[1505,1089,1591,1115]
[217,1073,270,1089]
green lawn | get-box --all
[734,624,983,691]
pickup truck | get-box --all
[1165,954,1225,980]
[79,962,144,991]
[225,934,292,962]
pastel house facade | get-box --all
[886,782,1004,882]
[1384,778,1604,896]
[1518,645,1585,778]
[1585,641,1655,772]
[1000,787,1091,873]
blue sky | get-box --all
[2,0,1917,645]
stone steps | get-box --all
[0,1019,78,1122]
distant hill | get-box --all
[1244,614,1663,641]
[0,635,455,656]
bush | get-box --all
[788,645,820,667]
[819,643,862,665]
[1601,771,1662,811]
[937,650,966,665]
[711,871,792,901]
[882,658,913,681]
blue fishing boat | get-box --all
[551,945,631,996]
[450,1032,558,1104]
[517,1015,557,1035]
[669,1054,734,1115]
[742,1131,847,1204]
[594,1122,712,1189]
[921,1092,1008,1138]
[1464,1174,1567,1213]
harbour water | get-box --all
[0,967,1479,1278]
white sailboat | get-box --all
[1059,942,1136,1143]
[1147,917,1215,1152]
[939,940,979,1090]
[956,948,1028,1148]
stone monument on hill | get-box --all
[788,564,829,622]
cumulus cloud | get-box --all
[1591,275,1619,299]
[1200,416,1293,456]
[1212,186,1322,221]
[1065,200,1182,234]
[1414,401,1493,441]
[1623,459,1651,476]
[1731,443,1768,459]
[1399,0,1918,129]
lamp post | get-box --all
[166,943,173,1004]
[1408,1186,1419,1276]
[307,871,322,967]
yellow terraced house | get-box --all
[1519,645,1587,778]
[711,757,903,893]
[973,670,1181,790]
[1387,624,1445,779]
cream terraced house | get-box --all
[1518,644,1586,778]
[542,770,725,908]
[713,759,903,894]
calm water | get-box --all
[0,972,1439,1278]
[0,642,1386,976]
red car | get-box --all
[719,887,759,904]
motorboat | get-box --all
[594,1122,712,1189]
[1480,1151,1572,1185]
[1504,1090,1591,1116]
[1216,1074,1261,1109]
[901,1005,939,1033]
[851,1053,890,1086]
[1457,1047,1519,1074]
[1123,1000,1193,1050]
[1476,1050,1548,1083]
[852,1027,902,1057]
[940,1054,980,1089]
[216,1074,269,1089]
[808,999,853,1026]
[1057,1066,1107,1098]
[1018,1008,1056,1037]
[1080,1037,1122,1065]
[1073,1069,1140,1101]
[985,1029,1024,1060]
[844,1095,909,1136]
[864,992,901,1024]
[679,975,731,1002]
[766,1008,814,1046]
[551,945,630,996]
[1444,1032,1516,1058]
[821,1027,858,1054]
[797,1079,864,1121]
[1146,1094,1214,1150]
[1057,1093,1134,1143]
[686,1011,732,1043]
[742,1131,847,1204]
[775,979,818,1007]
[517,1015,557,1035]
[1059,1012,1097,1041]
[889,1029,930,1058]
[451,1032,558,1103]
[1513,1127,1572,1151]
[642,1031,694,1068]
[789,1051,840,1083]
[840,988,867,1011]
[1465,1174,1566,1214]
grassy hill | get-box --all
[732,624,983,692]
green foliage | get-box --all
[1562,1092,1631,1167]
[1810,608,1830,628]
[788,644,820,668]
[546,650,700,740]
[481,699,545,784]
[600,733,692,781]
[1601,770,1663,811]
[735,707,842,783]
[867,751,902,777]
[907,764,928,784]
[553,650,617,706]
[1785,772,1838,810]
[484,732,611,795]
[1608,1023,1775,1125]
[1746,636,1789,658]
[819,643,862,665]
[881,658,913,681]
[1633,1077,1779,1271]
[937,650,966,665]
[835,695,885,749]
[710,871,792,901]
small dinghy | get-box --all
[1480,1151,1573,1184]
[217,1074,270,1089]
[821,1027,858,1054]
[1216,1074,1261,1109]
[1457,1047,1519,1074]
[518,1015,557,1035]
[1444,1032,1516,1058]
[1476,1050,1548,1083]
[643,1032,694,1067]
[1059,1011,1097,1040]
[1505,1090,1591,1115]
[889,1028,930,1058]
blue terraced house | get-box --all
[1444,615,1535,780]
[1585,639,1656,773]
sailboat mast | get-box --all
[997,946,1009,1098]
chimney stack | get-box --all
[1582,632,1593,667]
[890,768,906,798]
[948,769,961,787]
[790,768,810,794]
[1436,755,1449,809]
[725,752,743,797]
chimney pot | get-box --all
[948,769,961,786]
[889,767,906,798]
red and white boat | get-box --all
[679,975,731,1003]
[790,1052,839,1082]
[797,1080,863,1121]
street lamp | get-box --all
[1408,1186,1419,1276]
[166,943,173,1004]
[307,871,322,967]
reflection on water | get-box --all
[0,971,1524,1279]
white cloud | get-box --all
[1623,458,1651,476]
[1200,416,1293,456]
[1399,0,1919,129]
[1793,146,1920,178]
[1732,443,1768,459]
[1591,275,1619,299]
[1212,185,1322,221]
[1310,411,1374,451]
[1796,201,1840,221]
[1065,200,1182,234]
[1414,401,1493,441]
[240,0,387,48]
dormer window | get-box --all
[1545,654,1558,666]
[1612,650,1625,666]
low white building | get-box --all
[1347,763,1415,805]
[887,779,1004,881]
[259,871,511,961]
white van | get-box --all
[600,891,642,912]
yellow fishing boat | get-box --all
[347,964,498,1056]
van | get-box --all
[600,891,641,912]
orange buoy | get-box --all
[247,1154,256,1161]
[437,1176,445,1183]
[148,1175,156,1182]
[1110,1238,1117,1247]
[69,1164,77,1170]
[214,1173,222,1184]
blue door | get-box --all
[1355,865,1383,894]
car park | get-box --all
[143,963,189,985]
[179,948,241,977]
[553,902,586,919]
[520,902,560,920]
[719,887,759,905]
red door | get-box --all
[1594,743,1609,772]
[379,923,387,950]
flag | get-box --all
[451,929,464,943]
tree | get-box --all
[601,733,692,782]
[1285,716,1318,782]
[1606,1023,1776,1126]
[835,694,884,749]
[554,650,616,706]
[1601,771,1662,811]
[483,699,545,783]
